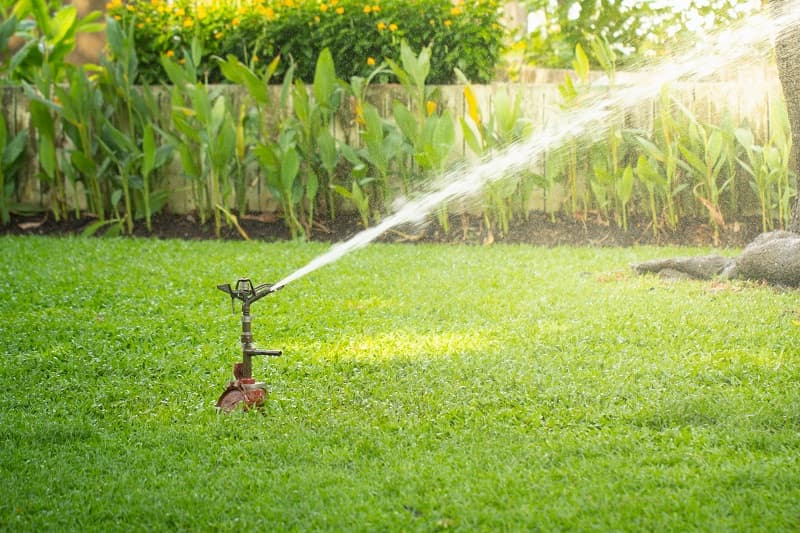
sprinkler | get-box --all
[216,278,282,412]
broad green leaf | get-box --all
[572,43,590,82]
[636,154,665,187]
[392,101,418,144]
[0,114,6,150]
[0,15,17,49]
[292,80,310,125]
[142,124,156,177]
[618,165,634,204]
[280,147,299,192]
[313,48,336,109]
[317,130,337,175]
[708,130,723,164]
[635,135,665,162]
[49,6,77,47]
[70,150,96,177]
[733,128,755,150]
[432,110,455,161]
[161,57,189,87]
[306,169,319,202]
[29,100,55,178]
[679,144,707,176]
[218,55,269,104]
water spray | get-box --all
[214,0,800,410]
[269,2,800,292]
[215,278,283,412]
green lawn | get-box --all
[1,236,798,531]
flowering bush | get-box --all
[106,0,506,84]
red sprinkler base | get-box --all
[216,363,268,412]
[216,278,282,413]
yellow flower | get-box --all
[232,17,240,27]
[367,57,375,66]
[335,6,344,14]
[237,6,247,15]
[197,6,207,20]
[136,22,144,28]
[183,17,193,28]
[314,15,320,22]
[426,100,437,116]
[320,3,328,11]
[113,14,121,20]
[330,0,338,4]
[265,6,275,18]
[253,55,259,63]
[444,19,451,27]
[283,0,295,6]
[450,6,462,16]
[376,21,386,31]
[125,4,134,11]
[372,5,380,12]
[363,5,371,13]
[214,31,224,40]
[389,23,397,31]
[165,50,175,57]
[175,7,185,16]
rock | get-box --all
[632,254,733,279]
[631,230,800,287]
[734,230,800,286]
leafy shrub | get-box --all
[106,0,506,84]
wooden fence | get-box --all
[1,67,786,215]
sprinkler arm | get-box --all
[217,278,282,312]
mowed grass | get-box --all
[1,235,799,531]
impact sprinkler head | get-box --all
[216,278,282,413]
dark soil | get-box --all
[1,210,765,248]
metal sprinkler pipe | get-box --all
[215,278,282,412]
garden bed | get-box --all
[1,211,766,248]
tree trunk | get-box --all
[772,0,800,232]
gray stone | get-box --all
[735,230,800,286]
[631,230,800,287]
[632,254,733,280]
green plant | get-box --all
[50,66,109,221]
[13,0,103,221]
[97,16,173,233]
[735,102,794,232]
[676,101,731,242]
[556,43,592,219]
[459,72,532,236]
[217,52,285,217]
[5,0,103,84]
[0,12,19,81]
[634,87,686,230]
[162,40,238,236]
[0,112,28,224]
[387,41,457,232]
[254,127,304,238]
[635,154,668,237]
[289,48,347,235]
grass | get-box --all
[1,235,799,531]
